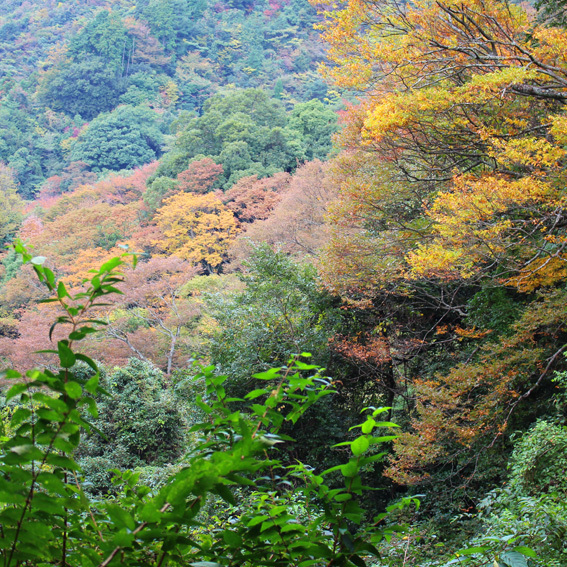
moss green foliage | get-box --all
[208,244,342,385]
[0,248,22,285]
[156,89,336,188]
[466,287,521,335]
[37,57,128,121]
[70,105,164,172]
[119,72,163,106]
[507,420,567,497]
[0,0,332,197]
[68,10,132,73]
[418,421,567,567]
[135,0,207,56]
[287,99,339,161]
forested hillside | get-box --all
[0,0,330,198]
[0,0,566,565]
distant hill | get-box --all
[0,0,332,197]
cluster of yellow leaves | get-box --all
[155,192,239,272]
[316,0,567,485]
[318,0,567,292]
[407,174,562,282]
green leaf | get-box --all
[1,369,21,381]
[10,407,31,426]
[69,327,98,341]
[334,493,352,502]
[45,454,81,470]
[245,388,269,400]
[341,460,358,477]
[57,341,76,368]
[139,501,162,523]
[500,551,530,567]
[31,256,46,266]
[369,435,398,444]
[349,554,367,567]
[106,503,136,531]
[512,546,537,558]
[64,381,82,400]
[57,281,69,299]
[293,360,319,370]
[111,531,135,547]
[84,374,100,394]
[32,492,66,515]
[247,515,269,527]
[80,396,99,418]
[215,484,236,505]
[100,257,122,273]
[44,267,56,287]
[456,546,488,556]
[36,472,67,494]
[75,353,99,373]
[373,421,400,428]
[253,368,282,380]
[6,382,29,401]
[222,531,241,547]
[351,436,370,456]
[361,419,375,434]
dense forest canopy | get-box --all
[0,0,567,565]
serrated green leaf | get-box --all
[512,546,537,558]
[361,419,376,434]
[84,374,100,394]
[57,281,69,299]
[247,515,269,527]
[253,368,282,380]
[222,530,241,547]
[105,504,135,531]
[75,353,98,373]
[6,383,29,401]
[500,551,530,567]
[2,369,22,380]
[100,257,122,273]
[456,546,488,556]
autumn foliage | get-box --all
[155,191,239,273]
[318,0,567,291]
[315,0,567,487]
[176,158,224,194]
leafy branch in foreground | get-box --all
[0,241,136,566]
[0,242,416,567]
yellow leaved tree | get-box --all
[155,192,239,273]
[317,0,567,292]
